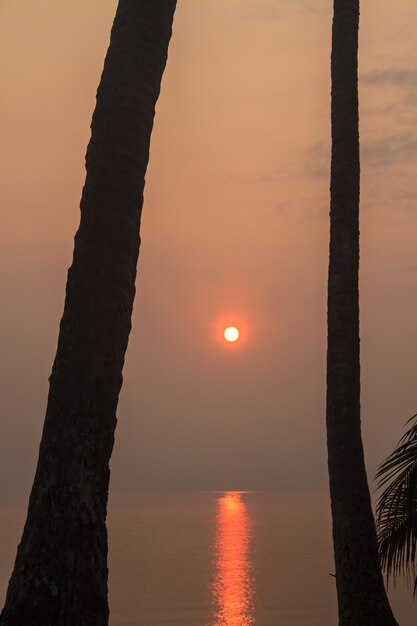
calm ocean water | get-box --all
[0,491,414,625]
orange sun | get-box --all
[224,326,240,343]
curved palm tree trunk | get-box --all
[0,2,176,625]
[326,1,398,624]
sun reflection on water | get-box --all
[209,492,255,626]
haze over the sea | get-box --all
[0,0,416,499]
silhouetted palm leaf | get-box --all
[375,414,417,596]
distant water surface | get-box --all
[0,491,414,625]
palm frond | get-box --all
[375,413,417,596]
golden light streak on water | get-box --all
[209,491,255,626]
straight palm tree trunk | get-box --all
[326,1,398,624]
[0,2,176,624]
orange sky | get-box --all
[0,0,416,497]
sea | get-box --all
[0,491,414,625]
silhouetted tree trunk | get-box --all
[0,2,176,625]
[326,2,397,624]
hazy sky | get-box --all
[0,0,416,498]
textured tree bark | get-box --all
[326,1,398,624]
[0,2,176,625]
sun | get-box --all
[224,326,240,343]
